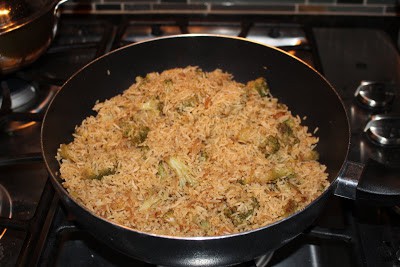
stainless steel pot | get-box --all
[0,0,67,75]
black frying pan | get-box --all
[40,35,394,266]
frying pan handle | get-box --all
[334,159,400,206]
[356,159,400,206]
[334,161,363,200]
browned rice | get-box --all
[57,66,329,237]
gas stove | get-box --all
[0,15,399,267]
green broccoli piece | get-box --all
[167,156,196,187]
[248,77,270,97]
[140,98,164,113]
[122,124,150,145]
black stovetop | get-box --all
[0,15,399,267]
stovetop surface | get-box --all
[0,14,399,267]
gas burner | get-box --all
[0,184,12,239]
[246,24,307,47]
[364,114,400,146]
[169,252,274,267]
[0,83,58,132]
[254,252,274,267]
[187,22,241,36]
[121,22,181,44]
[0,78,37,112]
[354,81,396,110]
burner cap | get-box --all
[354,81,396,110]
[364,114,400,146]
[0,78,37,112]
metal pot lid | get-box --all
[0,0,58,35]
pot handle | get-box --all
[54,0,69,16]
[56,0,69,9]
[334,159,400,206]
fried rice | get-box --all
[57,66,329,237]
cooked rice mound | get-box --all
[57,66,329,237]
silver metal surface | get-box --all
[0,1,68,74]
[0,0,64,35]
[188,22,241,36]
[0,79,36,111]
[247,24,307,47]
[354,81,396,109]
[254,251,274,267]
[313,28,400,101]
[334,161,364,200]
[364,114,400,146]
[122,22,181,43]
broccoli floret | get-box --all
[177,95,199,113]
[167,156,196,187]
[85,167,116,180]
[163,209,175,223]
[58,144,74,161]
[223,197,259,226]
[301,150,320,161]
[237,127,254,144]
[139,195,160,211]
[164,79,174,87]
[198,150,208,162]
[122,124,150,145]
[140,98,164,113]
[277,121,293,136]
[260,135,280,158]
[157,161,168,179]
[265,167,295,182]
[277,120,299,145]
[247,77,270,97]
[199,219,210,230]
[133,126,150,144]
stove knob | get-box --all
[364,114,400,146]
[354,81,396,109]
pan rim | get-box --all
[41,33,351,241]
